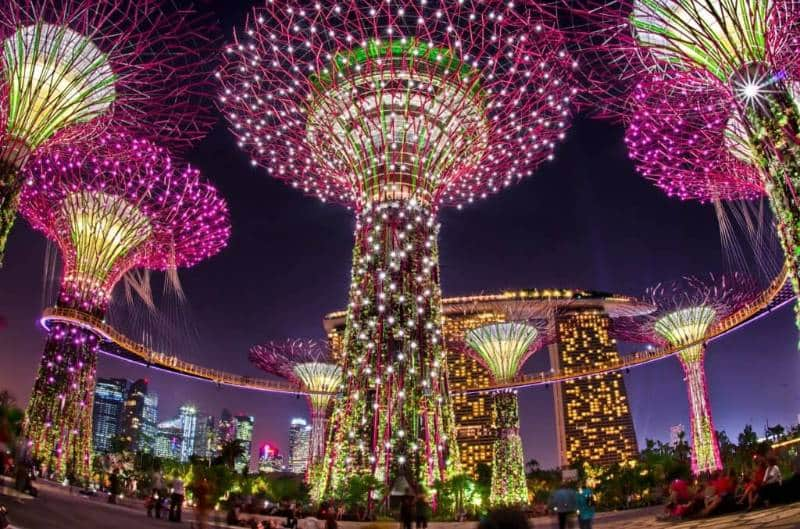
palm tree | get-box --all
[526,458,540,475]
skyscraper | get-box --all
[178,405,198,462]
[258,443,285,473]
[154,418,183,460]
[92,378,127,453]
[234,415,254,473]
[120,379,150,453]
[141,392,159,454]
[194,415,216,460]
[552,308,639,467]
[287,418,311,474]
[217,409,236,448]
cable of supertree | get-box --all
[567,0,800,336]
[0,0,220,263]
[17,130,230,482]
[464,321,544,506]
[249,339,343,499]
[218,0,578,499]
[618,274,758,474]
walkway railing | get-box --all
[41,263,792,395]
[40,307,304,395]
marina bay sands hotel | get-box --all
[324,288,648,476]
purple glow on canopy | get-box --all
[20,130,230,313]
[218,0,578,210]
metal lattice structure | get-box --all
[567,0,800,337]
[0,0,219,262]
[619,273,758,474]
[219,0,578,498]
[18,130,230,481]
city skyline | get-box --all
[1,99,799,471]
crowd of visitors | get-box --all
[660,454,800,521]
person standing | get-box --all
[192,477,211,528]
[576,484,595,529]
[108,469,120,504]
[414,494,430,529]
[548,482,578,529]
[169,474,185,522]
[399,488,415,529]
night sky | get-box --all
[1,0,800,470]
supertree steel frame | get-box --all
[568,0,800,335]
[464,321,544,506]
[218,0,577,496]
[0,0,219,263]
[249,339,343,497]
[18,130,230,481]
[619,274,757,474]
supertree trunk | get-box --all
[678,347,720,474]
[323,201,459,501]
[23,322,99,483]
[490,391,527,506]
[734,77,800,336]
[310,411,327,465]
[0,141,28,264]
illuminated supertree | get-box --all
[568,0,800,333]
[18,130,230,480]
[0,0,219,263]
[619,274,757,474]
[249,339,343,497]
[465,321,544,506]
[218,0,577,496]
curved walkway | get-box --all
[40,264,794,395]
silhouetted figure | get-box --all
[169,475,185,522]
[414,494,430,529]
[108,469,120,504]
[399,488,415,529]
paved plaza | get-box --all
[2,481,800,529]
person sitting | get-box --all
[660,478,691,520]
[740,457,767,511]
[701,470,736,517]
[760,456,782,506]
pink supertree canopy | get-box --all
[565,0,800,119]
[218,0,578,210]
[19,130,230,313]
[0,0,220,155]
[624,71,765,202]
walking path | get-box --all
[2,480,799,529]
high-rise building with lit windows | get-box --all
[179,405,198,462]
[288,418,311,474]
[92,378,127,453]
[551,308,639,467]
[155,418,183,460]
[235,415,255,473]
[120,379,150,453]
